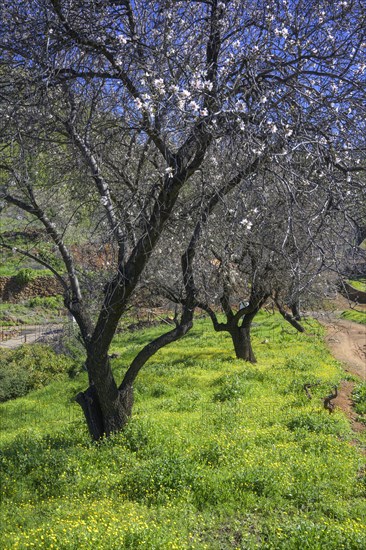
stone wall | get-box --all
[0,276,63,302]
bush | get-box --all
[286,411,349,435]
[0,363,32,402]
[27,295,64,310]
[0,344,73,402]
[14,268,35,286]
[213,374,249,402]
[352,382,366,417]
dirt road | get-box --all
[319,315,365,432]
[0,324,63,349]
[323,317,366,379]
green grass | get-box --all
[0,296,66,326]
[341,309,366,325]
[0,344,73,402]
[0,261,54,278]
[347,278,366,293]
[0,312,365,549]
[352,382,366,419]
[0,221,59,277]
[0,254,29,277]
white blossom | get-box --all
[240,218,253,231]
[275,27,289,39]
[134,97,143,110]
[269,122,278,133]
[192,78,204,90]
[117,34,127,45]
[180,89,191,99]
[285,125,293,137]
[188,100,199,112]
[154,78,165,94]
[236,100,246,111]
[165,167,174,178]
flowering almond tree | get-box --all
[188,163,360,363]
[0,0,365,438]
[151,146,364,364]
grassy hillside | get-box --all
[0,296,66,326]
[0,313,365,549]
[341,309,366,325]
[347,278,366,293]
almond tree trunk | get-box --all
[229,312,257,363]
[76,349,133,439]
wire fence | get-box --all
[0,308,174,349]
[0,322,74,348]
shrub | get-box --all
[286,411,349,435]
[0,363,32,402]
[352,382,366,417]
[0,344,73,402]
[27,295,64,310]
[14,268,35,285]
[213,374,249,402]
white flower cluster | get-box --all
[134,93,153,113]
[153,78,166,96]
[251,143,265,155]
[240,218,253,231]
[268,120,278,134]
[274,27,289,39]
[191,78,213,92]
[188,100,199,113]
[284,124,293,137]
[181,89,191,99]
[165,167,174,178]
[117,34,127,45]
[134,98,143,110]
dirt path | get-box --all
[318,315,365,432]
[0,324,63,349]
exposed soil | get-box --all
[318,315,366,432]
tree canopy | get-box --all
[0,0,365,438]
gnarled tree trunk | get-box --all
[76,386,133,440]
[229,312,257,363]
[290,302,301,321]
[76,303,194,440]
[77,349,134,440]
